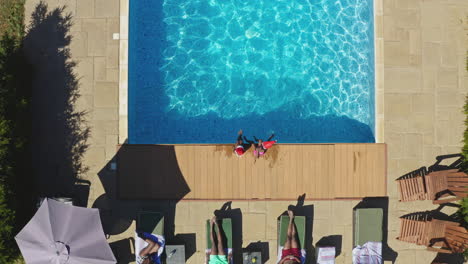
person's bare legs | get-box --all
[139,239,160,257]
[213,217,226,256]
[210,217,218,255]
[236,130,243,145]
[287,210,299,249]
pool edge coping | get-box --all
[118,0,385,144]
[119,0,129,144]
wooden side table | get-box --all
[165,245,185,264]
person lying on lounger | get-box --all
[279,210,301,264]
[209,216,229,264]
[136,232,163,264]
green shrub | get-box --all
[0,0,27,262]
[463,95,468,170]
[457,198,468,228]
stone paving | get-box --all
[383,0,467,263]
[23,0,468,263]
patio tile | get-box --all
[94,57,107,81]
[76,0,94,18]
[243,213,266,241]
[94,81,118,107]
[82,18,107,56]
[95,0,119,18]
[70,31,88,57]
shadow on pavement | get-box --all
[93,144,196,262]
[25,1,90,200]
[109,237,135,264]
[315,235,342,257]
[244,241,270,264]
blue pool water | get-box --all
[129,0,375,144]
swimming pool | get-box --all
[129,0,375,144]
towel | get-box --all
[276,246,306,264]
[352,242,382,264]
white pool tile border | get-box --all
[118,0,384,144]
[374,0,384,143]
[119,0,129,144]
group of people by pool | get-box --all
[137,210,301,264]
[208,210,301,264]
[233,129,277,160]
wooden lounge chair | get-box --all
[397,215,468,253]
[277,215,306,263]
[396,167,428,202]
[425,169,468,204]
[205,218,233,264]
[396,169,468,203]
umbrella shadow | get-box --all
[93,143,196,262]
[109,237,135,264]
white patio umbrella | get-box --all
[15,198,116,264]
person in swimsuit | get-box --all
[253,134,276,160]
[279,210,301,264]
[233,129,247,157]
[136,232,162,264]
[209,216,229,264]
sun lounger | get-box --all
[135,212,165,264]
[276,215,306,264]
[352,208,383,264]
[205,218,233,264]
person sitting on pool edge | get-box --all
[233,129,246,157]
[209,216,229,264]
[279,210,301,264]
[253,134,277,160]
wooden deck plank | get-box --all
[245,155,253,199]
[238,153,246,199]
[211,147,219,199]
[328,144,335,197]
[118,144,387,200]
[219,152,228,199]
[286,145,299,199]
[200,148,208,199]
[376,144,387,195]
[334,144,344,197]
[231,158,240,199]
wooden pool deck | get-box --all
[117,143,387,200]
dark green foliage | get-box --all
[463,95,468,170]
[0,0,30,262]
[456,198,468,229]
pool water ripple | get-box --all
[161,0,374,126]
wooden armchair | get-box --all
[425,169,468,204]
[397,169,468,204]
[397,216,468,254]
